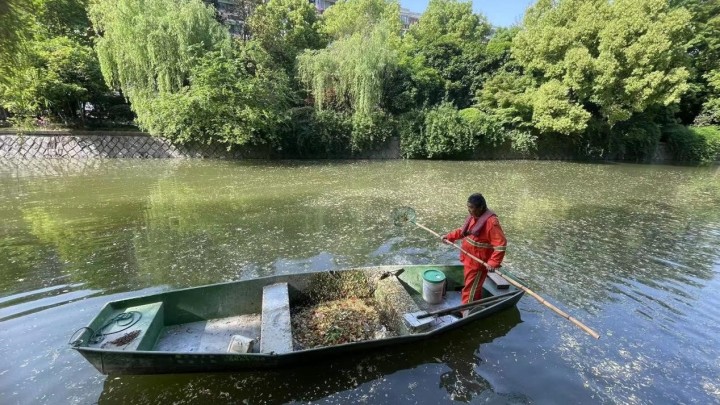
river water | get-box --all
[0,159,718,404]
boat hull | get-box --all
[73,265,524,374]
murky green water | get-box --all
[1,159,719,404]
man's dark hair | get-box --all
[467,193,487,210]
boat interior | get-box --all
[78,266,513,355]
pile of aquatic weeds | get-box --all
[304,271,374,302]
[292,297,385,349]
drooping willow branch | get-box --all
[297,22,399,116]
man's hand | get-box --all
[485,264,495,272]
[441,236,449,243]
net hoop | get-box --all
[390,206,417,227]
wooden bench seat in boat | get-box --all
[260,283,294,354]
[487,272,510,289]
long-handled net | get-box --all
[391,206,443,238]
[390,206,417,227]
[388,206,601,339]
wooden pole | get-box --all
[410,220,601,339]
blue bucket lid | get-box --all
[423,269,446,283]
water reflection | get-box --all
[0,159,719,404]
[98,309,524,404]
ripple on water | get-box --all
[1,160,720,404]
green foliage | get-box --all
[88,0,290,143]
[422,102,475,158]
[458,107,504,146]
[0,0,713,161]
[394,51,444,110]
[213,0,262,41]
[0,0,33,83]
[350,110,394,151]
[694,69,720,125]
[0,66,40,121]
[482,27,518,75]
[531,79,591,134]
[297,0,401,151]
[403,97,534,158]
[506,129,538,154]
[1,0,135,126]
[401,0,491,108]
[89,0,230,96]
[665,124,720,164]
[397,109,426,158]
[133,43,292,146]
[380,65,417,114]
[248,0,324,73]
[474,70,539,153]
[511,0,692,130]
[320,0,401,40]
[0,34,110,125]
[39,0,93,43]
[475,69,533,129]
[672,0,720,124]
[691,126,720,162]
[297,0,401,116]
[279,107,352,157]
[298,22,398,116]
[609,114,662,161]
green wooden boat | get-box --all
[71,264,524,375]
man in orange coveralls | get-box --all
[442,193,507,305]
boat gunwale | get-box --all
[73,287,524,356]
[72,264,525,376]
[96,264,431,308]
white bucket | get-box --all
[422,269,446,304]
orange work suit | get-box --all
[445,211,507,304]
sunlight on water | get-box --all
[0,159,718,404]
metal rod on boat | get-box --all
[416,290,519,319]
[408,218,601,340]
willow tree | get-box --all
[298,24,398,116]
[296,0,401,149]
[89,0,230,99]
[90,0,293,146]
[0,0,32,84]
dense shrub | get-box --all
[458,107,504,147]
[423,102,474,158]
[135,45,293,147]
[665,124,720,164]
[506,129,538,154]
[350,110,395,152]
[398,109,426,158]
[692,126,720,158]
[610,116,662,162]
[400,104,516,158]
[279,107,352,157]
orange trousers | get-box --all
[462,265,488,304]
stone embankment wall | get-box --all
[0,131,400,159]
[0,130,714,163]
[0,130,268,159]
